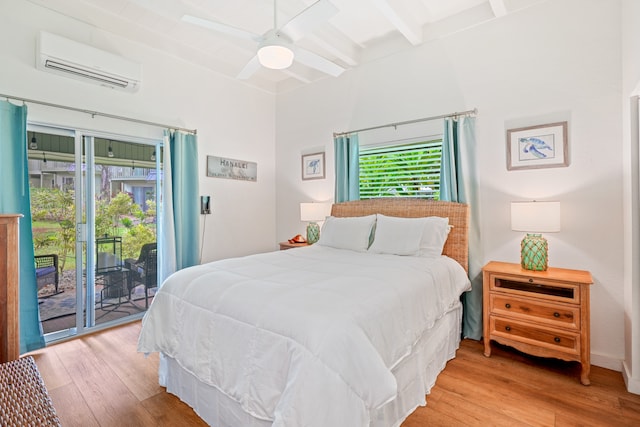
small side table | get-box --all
[482,261,593,385]
[279,241,310,250]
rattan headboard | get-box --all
[331,199,469,273]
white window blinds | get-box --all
[359,140,442,200]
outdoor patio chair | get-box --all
[35,254,59,295]
[125,243,157,309]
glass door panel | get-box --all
[28,126,161,339]
[90,137,160,327]
[27,128,79,336]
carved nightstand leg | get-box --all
[580,363,591,386]
[483,340,491,357]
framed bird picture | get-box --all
[506,121,568,170]
[301,152,325,180]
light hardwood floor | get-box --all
[28,321,640,426]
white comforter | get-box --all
[138,245,470,427]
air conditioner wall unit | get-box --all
[36,31,141,92]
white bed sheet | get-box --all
[138,245,470,427]
[161,303,462,427]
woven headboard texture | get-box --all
[331,199,469,273]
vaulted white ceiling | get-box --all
[26,0,533,93]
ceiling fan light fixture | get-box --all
[257,41,294,70]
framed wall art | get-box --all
[506,121,568,170]
[301,152,325,180]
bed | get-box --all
[138,198,470,427]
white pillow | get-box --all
[367,215,451,257]
[316,215,376,252]
[417,216,451,258]
[368,214,427,256]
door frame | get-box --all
[27,122,162,342]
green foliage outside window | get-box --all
[359,140,442,200]
[31,187,76,273]
[30,187,156,272]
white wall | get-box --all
[276,0,625,369]
[0,0,277,262]
[622,0,640,392]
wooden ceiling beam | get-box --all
[304,29,360,67]
[489,0,508,17]
[372,0,423,46]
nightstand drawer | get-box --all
[490,275,580,304]
[491,317,579,355]
[490,295,579,329]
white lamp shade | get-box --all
[511,201,561,232]
[257,43,294,70]
[300,202,331,222]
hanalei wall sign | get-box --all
[207,155,257,182]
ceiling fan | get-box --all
[182,0,346,80]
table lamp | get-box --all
[300,202,330,244]
[511,201,561,271]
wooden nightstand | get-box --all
[279,241,310,250]
[482,261,593,385]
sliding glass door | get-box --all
[29,126,78,336]
[28,125,161,340]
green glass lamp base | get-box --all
[521,233,548,271]
[306,222,320,244]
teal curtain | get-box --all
[440,117,483,340]
[160,130,199,282]
[334,134,360,202]
[0,101,45,353]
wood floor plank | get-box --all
[28,346,72,390]
[554,411,638,427]
[432,369,556,426]
[448,355,618,415]
[403,339,640,426]
[47,382,100,427]
[427,390,533,427]
[402,410,460,427]
[458,351,630,419]
[30,322,640,427]
[620,395,640,422]
[141,391,209,426]
[83,323,162,401]
[51,335,157,426]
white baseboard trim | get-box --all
[591,352,622,372]
[623,360,640,395]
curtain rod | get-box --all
[1,92,197,135]
[333,108,477,137]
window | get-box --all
[359,139,442,200]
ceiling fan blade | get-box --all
[280,0,338,42]
[181,14,261,42]
[294,47,345,77]
[237,55,262,80]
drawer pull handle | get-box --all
[553,312,560,318]
[554,337,561,343]
[528,278,534,283]
[505,326,511,332]
[505,303,511,309]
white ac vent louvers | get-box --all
[36,31,141,92]
[43,60,130,88]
